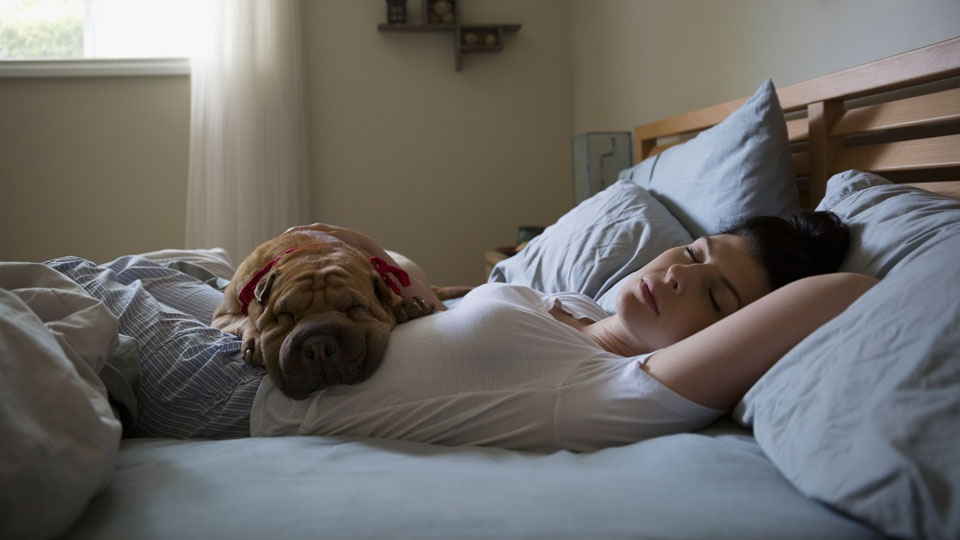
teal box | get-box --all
[571,132,633,205]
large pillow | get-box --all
[816,169,960,278]
[488,181,692,313]
[735,171,960,540]
[133,247,236,281]
[0,263,123,540]
[619,79,799,237]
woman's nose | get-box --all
[666,263,700,294]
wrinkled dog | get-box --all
[213,229,434,399]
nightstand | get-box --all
[483,250,510,280]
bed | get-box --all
[3,37,959,540]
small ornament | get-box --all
[386,0,406,24]
[425,0,456,25]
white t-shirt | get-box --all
[251,283,723,452]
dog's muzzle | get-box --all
[277,313,376,399]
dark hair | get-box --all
[721,210,850,290]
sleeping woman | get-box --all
[44,211,877,452]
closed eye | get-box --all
[343,288,373,310]
[344,290,372,320]
[688,246,722,313]
[709,291,721,313]
[276,287,312,316]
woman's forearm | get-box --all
[643,272,879,410]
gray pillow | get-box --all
[619,79,799,237]
[488,181,692,313]
[735,170,960,540]
[817,169,960,277]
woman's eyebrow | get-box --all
[704,236,743,309]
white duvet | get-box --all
[0,263,122,540]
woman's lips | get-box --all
[641,278,659,315]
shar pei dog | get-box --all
[212,226,442,399]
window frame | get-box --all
[0,57,189,77]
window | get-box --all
[0,0,84,58]
[1,0,199,76]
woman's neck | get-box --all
[581,317,647,357]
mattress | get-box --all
[65,418,882,540]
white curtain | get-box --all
[186,0,311,261]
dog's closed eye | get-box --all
[276,286,314,315]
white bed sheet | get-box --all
[65,420,882,540]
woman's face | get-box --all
[616,234,771,352]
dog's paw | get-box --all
[241,334,264,366]
[233,319,264,366]
[391,296,436,324]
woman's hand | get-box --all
[284,223,447,312]
[284,223,388,259]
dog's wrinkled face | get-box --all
[247,243,399,399]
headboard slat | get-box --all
[833,134,960,173]
[786,118,809,142]
[647,141,683,158]
[792,152,810,176]
[777,38,960,111]
[807,100,845,205]
[632,36,960,206]
[833,87,960,136]
[633,100,744,159]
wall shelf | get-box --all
[377,21,521,71]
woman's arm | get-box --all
[284,223,447,311]
[643,272,878,410]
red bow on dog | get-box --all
[237,248,411,315]
[369,256,410,302]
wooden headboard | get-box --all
[633,37,960,207]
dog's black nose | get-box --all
[301,335,338,363]
[278,315,367,399]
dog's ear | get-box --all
[372,276,394,307]
[255,272,276,305]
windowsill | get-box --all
[0,57,190,78]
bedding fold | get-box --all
[0,262,123,540]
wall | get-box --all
[0,0,574,286]
[568,0,960,133]
[0,76,190,262]
[301,1,573,285]
[2,0,958,284]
